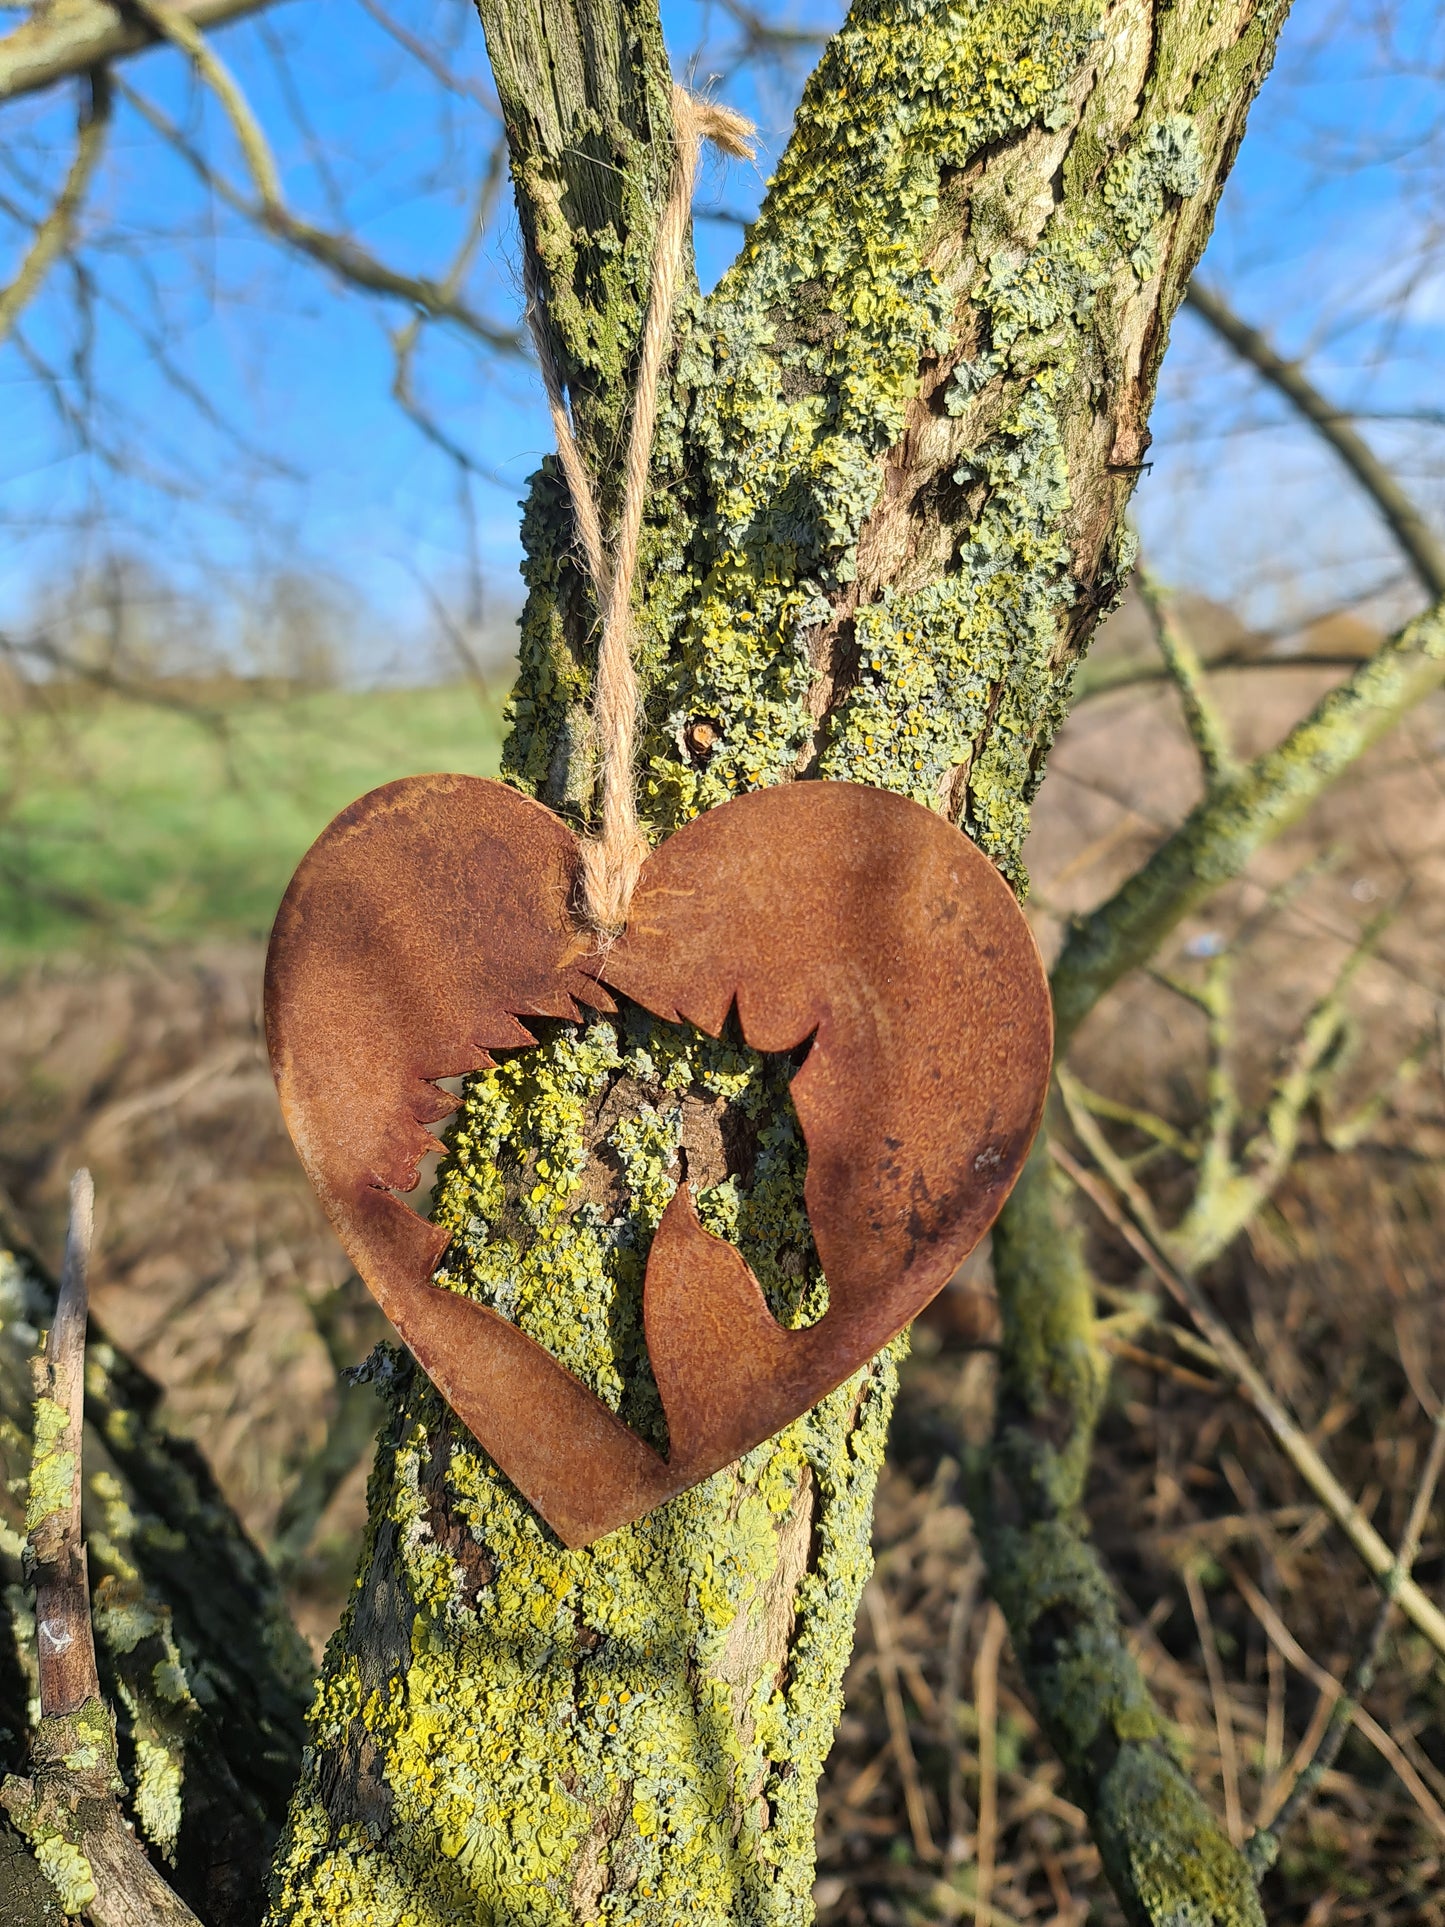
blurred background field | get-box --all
[0,679,505,957]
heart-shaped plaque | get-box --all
[265,777,1051,1546]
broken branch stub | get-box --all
[28,1169,99,1719]
[3,1173,205,1927]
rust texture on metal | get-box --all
[265,776,1052,1547]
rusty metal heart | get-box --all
[264,778,1051,1547]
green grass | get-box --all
[0,683,508,960]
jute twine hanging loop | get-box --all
[525,87,753,936]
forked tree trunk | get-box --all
[264,2,1289,1921]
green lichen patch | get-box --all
[132,1733,185,1858]
[30,1833,96,1916]
[25,1397,74,1543]
[430,1009,822,1439]
[90,1573,196,1858]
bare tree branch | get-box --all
[711,0,827,50]
[391,132,510,465]
[1187,279,1445,601]
[0,69,109,349]
[0,0,279,104]
[355,0,499,109]
[129,0,283,193]
[1051,596,1445,1048]
[114,72,524,355]
[1136,565,1238,789]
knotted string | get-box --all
[525,87,754,936]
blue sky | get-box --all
[1,0,1441,674]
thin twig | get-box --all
[1057,1066,1173,1255]
[355,0,498,109]
[1187,281,1445,602]
[1136,565,1238,787]
[1173,897,1403,1271]
[1228,1561,1445,1849]
[130,0,282,193]
[43,1040,257,1184]
[1051,1137,1445,1660]
[1321,1025,1433,1152]
[941,1554,983,1869]
[865,1582,938,1863]
[0,69,110,350]
[1072,648,1405,705]
[972,1602,1007,1927]
[0,1173,205,1926]
[1252,1396,1445,1863]
[1184,1565,1244,1846]
[1055,1074,1196,1160]
[113,69,522,355]
[711,0,828,51]
[391,135,508,465]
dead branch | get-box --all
[0,0,278,104]
[972,1602,1007,1927]
[1050,1138,1445,1662]
[1228,1560,1445,1850]
[1249,1394,1445,1867]
[27,1171,99,1720]
[1187,280,1445,601]
[1135,565,1237,789]
[1183,1566,1244,1846]
[863,1582,937,1864]
[111,62,522,356]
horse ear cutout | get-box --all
[266,775,1052,1546]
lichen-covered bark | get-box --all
[0,1232,312,1927]
[986,1154,1266,1927]
[266,0,1289,1920]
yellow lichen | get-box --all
[32,1833,96,1916]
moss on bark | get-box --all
[985,1157,1266,1927]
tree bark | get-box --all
[265,0,1291,1920]
[0,1216,312,1927]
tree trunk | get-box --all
[265,0,1290,1919]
